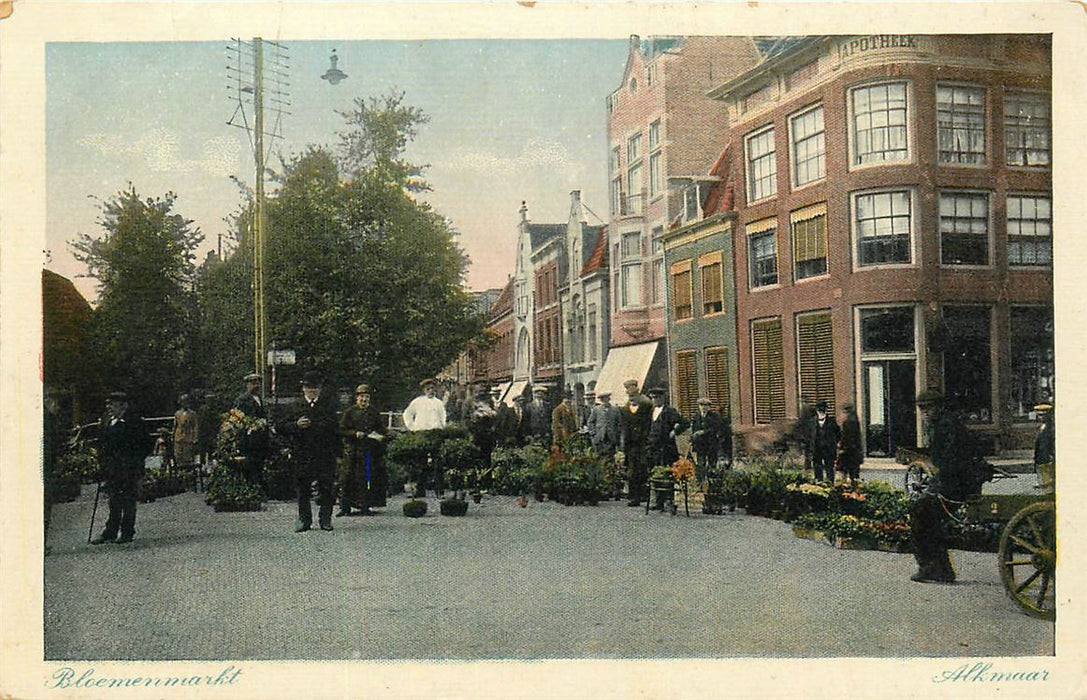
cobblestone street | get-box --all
[44,476,1053,661]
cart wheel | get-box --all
[999,501,1056,621]
[904,463,929,498]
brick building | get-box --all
[597,35,761,402]
[468,278,515,399]
[701,34,1052,454]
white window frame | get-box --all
[938,190,992,268]
[850,187,917,270]
[619,231,644,309]
[745,125,777,204]
[848,81,912,168]
[1006,193,1053,268]
[748,228,779,290]
[936,83,987,166]
[789,104,826,189]
[1004,90,1051,168]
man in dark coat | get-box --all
[466,382,497,472]
[837,403,863,485]
[525,386,551,444]
[618,379,654,507]
[279,372,340,532]
[233,373,269,486]
[492,389,520,448]
[909,390,992,583]
[337,384,387,516]
[647,387,690,468]
[91,392,150,545]
[690,397,724,481]
[808,400,840,483]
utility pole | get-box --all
[227,37,290,398]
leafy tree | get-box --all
[70,187,203,415]
[199,93,483,411]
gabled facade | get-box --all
[559,190,610,421]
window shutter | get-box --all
[675,350,700,419]
[705,346,732,420]
[752,318,786,423]
[797,312,835,413]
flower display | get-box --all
[668,457,696,483]
[215,409,269,461]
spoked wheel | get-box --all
[999,501,1056,621]
[904,463,930,499]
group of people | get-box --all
[798,399,864,486]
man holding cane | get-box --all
[90,391,150,545]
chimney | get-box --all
[569,190,582,221]
[520,201,528,223]
[629,35,640,53]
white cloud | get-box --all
[78,129,242,177]
[435,138,583,179]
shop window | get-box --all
[1009,306,1054,420]
[942,305,992,422]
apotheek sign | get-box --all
[838,35,920,59]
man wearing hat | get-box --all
[1033,402,1054,493]
[279,372,339,532]
[808,400,840,483]
[909,389,991,583]
[647,387,689,503]
[492,388,520,447]
[551,390,578,447]
[466,381,498,472]
[337,384,387,516]
[91,391,151,544]
[690,398,726,482]
[525,385,552,444]
[837,403,863,486]
[402,378,447,496]
[587,391,620,458]
[233,373,269,486]
[618,379,654,506]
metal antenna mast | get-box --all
[226,38,291,394]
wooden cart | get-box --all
[896,447,1056,621]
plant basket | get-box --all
[440,497,470,516]
[402,499,428,518]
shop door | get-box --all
[863,359,917,457]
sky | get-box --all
[46,39,632,301]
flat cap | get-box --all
[419,378,436,389]
[623,379,640,389]
[244,373,262,383]
[354,384,371,395]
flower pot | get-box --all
[834,535,877,551]
[402,499,428,518]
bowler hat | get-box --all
[815,400,828,412]
[244,373,262,383]
[648,387,666,397]
[301,371,323,388]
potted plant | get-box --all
[403,498,428,517]
[667,457,696,516]
[204,464,263,512]
[648,465,675,512]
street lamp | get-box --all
[321,49,348,85]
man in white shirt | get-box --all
[403,378,447,431]
[402,378,447,495]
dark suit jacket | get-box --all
[279,392,340,471]
[233,391,267,419]
[691,410,724,454]
[619,395,654,453]
[838,414,863,469]
[809,416,841,460]
[648,405,689,466]
[99,414,150,483]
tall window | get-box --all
[791,204,828,280]
[1005,91,1050,167]
[1007,194,1052,266]
[588,307,597,361]
[851,82,909,165]
[853,190,912,266]
[650,231,665,305]
[745,126,777,202]
[791,105,825,186]
[648,120,660,149]
[609,146,621,216]
[671,260,693,321]
[939,191,990,266]
[674,350,700,419]
[942,305,992,422]
[1009,306,1054,420]
[937,84,986,165]
[627,133,642,163]
[752,318,786,423]
[649,152,662,198]
[699,252,724,315]
[796,311,835,415]
[748,220,778,289]
[626,134,644,214]
[704,346,732,420]
[620,232,643,308]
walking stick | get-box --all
[87,480,102,544]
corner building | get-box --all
[707,35,1052,454]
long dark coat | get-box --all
[339,404,388,507]
[648,405,689,467]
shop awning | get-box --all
[504,380,528,406]
[594,341,660,405]
[494,381,512,404]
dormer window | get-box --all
[684,183,702,222]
